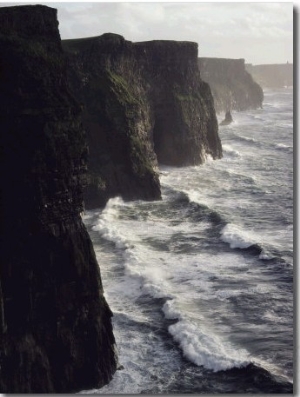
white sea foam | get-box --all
[162,299,182,320]
[81,87,293,393]
[220,223,256,249]
[204,153,215,162]
[238,134,255,142]
[92,198,130,250]
[162,299,252,371]
[259,250,275,260]
[222,144,241,159]
[275,143,292,150]
[168,320,251,372]
[81,212,93,220]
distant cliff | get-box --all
[198,58,264,113]
[63,35,222,209]
[0,5,117,392]
[246,63,293,88]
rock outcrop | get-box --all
[62,34,161,209]
[220,110,233,126]
[63,35,222,209]
[0,5,117,393]
[198,57,264,113]
[246,63,293,88]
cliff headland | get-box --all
[63,35,222,209]
[0,5,117,392]
[246,63,293,88]
[0,4,224,393]
[198,57,264,114]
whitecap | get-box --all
[168,320,251,372]
[275,143,292,151]
[222,144,241,159]
[220,223,257,249]
[240,135,257,143]
[162,299,182,320]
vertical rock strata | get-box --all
[134,41,222,166]
[63,35,222,209]
[198,58,264,113]
[0,5,117,393]
[63,34,162,208]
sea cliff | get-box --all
[63,35,222,209]
[198,57,264,113]
[0,5,117,392]
[0,4,224,392]
[246,63,293,88]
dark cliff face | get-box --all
[0,5,117,393]
[63,35,222,209]
[134,40,222,165]
[198,57,264,113]
[63,34,162,209]
[246,63,293,88]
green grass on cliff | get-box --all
[84,69,139,123]
[107,70,139,109]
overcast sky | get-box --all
[1,2,294,64]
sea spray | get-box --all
[84,88,293,393]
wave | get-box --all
[162,299,251,372]
[92,201,253,375]
[162,300,293,389]
[92,199,255,375]
[92,197,175,300]
[220,224,290,264]
[274,143,293,151]
[220,223,259,250]
[220,223,276,261]
[168,320,251,372]
[222,144,241,159]
[231,133,261,146]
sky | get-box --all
[0,1,294,65]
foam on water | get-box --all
[90,196,286,377]
[219,222,291,264]
[222,144,241,159]
[274,143,292,151]
[168,320,251,372]
[220,223,257,249]
[84,88,293,391]
[236,134,258,144]
[162,298,254,372]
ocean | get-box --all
[82,88,293,394]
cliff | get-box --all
[246,63,293,88]
[134,41,222,166]
[63,35,222,209]
[0,5,117,393]
[198,57,264,113]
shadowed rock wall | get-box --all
[198,57,264,113]
[63,34,162,209]
[246,63,293,88]
[134,40,222,166]
[63,35,222,209]
[0,5,117,393]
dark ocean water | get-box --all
[82,88,293,394]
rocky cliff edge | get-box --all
[63,34,222,209]
[198,57,264,113]
[0,5,117,392]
